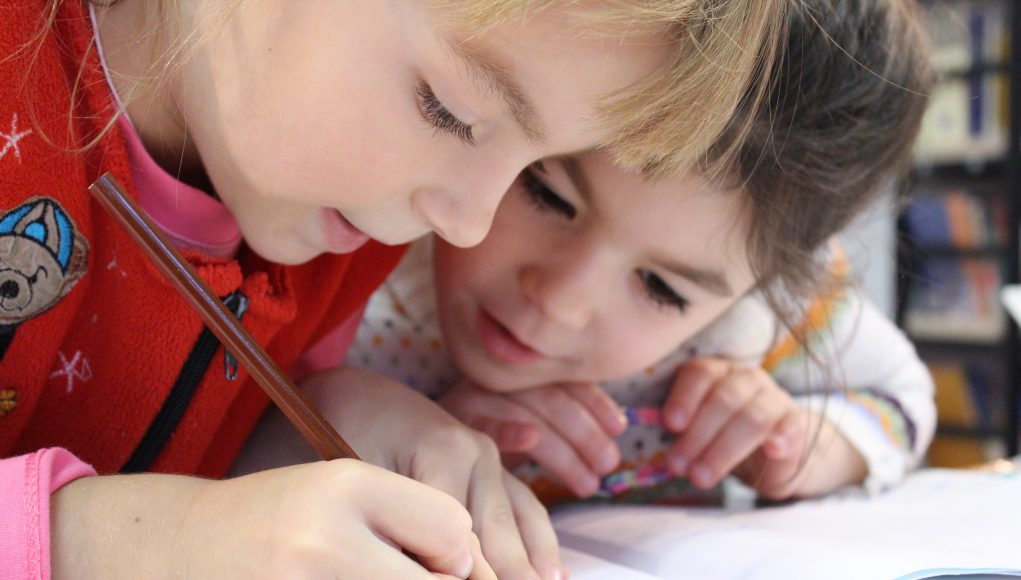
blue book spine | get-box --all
[968,9,984,137]
[904,195,952,246]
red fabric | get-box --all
[0,1,405,478]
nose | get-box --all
[413,162,519,248]
[518,257,597,331]
[0,280,19,299]
[413,187,496,248]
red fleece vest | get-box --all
[0,1,405,477]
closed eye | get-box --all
[27,265,49,285]
[638,270,688,313]
[521,168,577,219]
[416,83,475,145]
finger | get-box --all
[461,409,541,452]
[411,424,482,506]
[504,473,565,580]
[563,382,627,436]
[443,389,543,453]
[492,421,542,453]
[668,367,758,476]
[516,388,620,476]
[356,464,477,578]
[663,358,731,431]
[524,423,602,497]
[764,412,813,495]
[357,534,462,580]
[466,532,498,580]
[687,389,787,489]
[468,444,541,580]
[763,407,810,459]
[752,453,805,500]
[737,414,810,499]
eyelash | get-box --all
[416,83,475,145]
[521,168,689,313]
[639,270,689,313]
[521,168,577,218]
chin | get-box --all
[464,361,550,394]
[244,236,320,266]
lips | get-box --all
[320,208,370,253]
[476,308,544,365]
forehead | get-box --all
[578,152,754,285]
[439,5,672,153]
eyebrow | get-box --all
[561,157,735,298]
[655,258,734,297]
[446,38,547,144]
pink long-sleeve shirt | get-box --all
[0,449,96,579]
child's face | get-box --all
[175,2,668,264]
[433,152,757,393]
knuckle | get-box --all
[743,404,777,432]
[710,381,744,408]
[473,430,502,459]
[486,502,518,530]
[325,457,371,492]
[265,524,333,578]
[427,422,483,457]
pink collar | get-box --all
[116,114,242,260]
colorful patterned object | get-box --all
[624,406,664,427]
[598,406,673,495]
[601,464,674,495]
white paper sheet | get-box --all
[554,468,1021,580]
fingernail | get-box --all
[613,410,628,433]
[547,565,570,580]
[767,434,788,456]
[507,424,532,446]
[669,453,688,475]
[577,474,600,497]
[690,463,713,489]
[667,409,687,430]
[451,548,473,578]
[596,446,620,473]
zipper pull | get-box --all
[222,291,250,381]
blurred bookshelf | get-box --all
[896,0,1021,466]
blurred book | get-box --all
[927,361,1005,467]
[914,0,1009,166]
[903,188,1007,249]
[904,256,1005,342]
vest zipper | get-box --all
[121,291,249,473]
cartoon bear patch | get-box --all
[0,197,89,359]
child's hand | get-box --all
[663,357,810,498]
[663,357,866,500]
[440,379,628,498]
[51,461,492,579]
[300,368,567,580]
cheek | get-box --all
[588,315,701,379]
[232,66,417,206]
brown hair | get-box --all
[713,0,932,336]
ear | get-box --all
[56,230,90,296]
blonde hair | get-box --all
[35,0,785,177]
[448,1,788,177]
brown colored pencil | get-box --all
[89,172,359,461]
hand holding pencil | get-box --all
[86,172,497,578]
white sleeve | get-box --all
[769,289,936,494]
